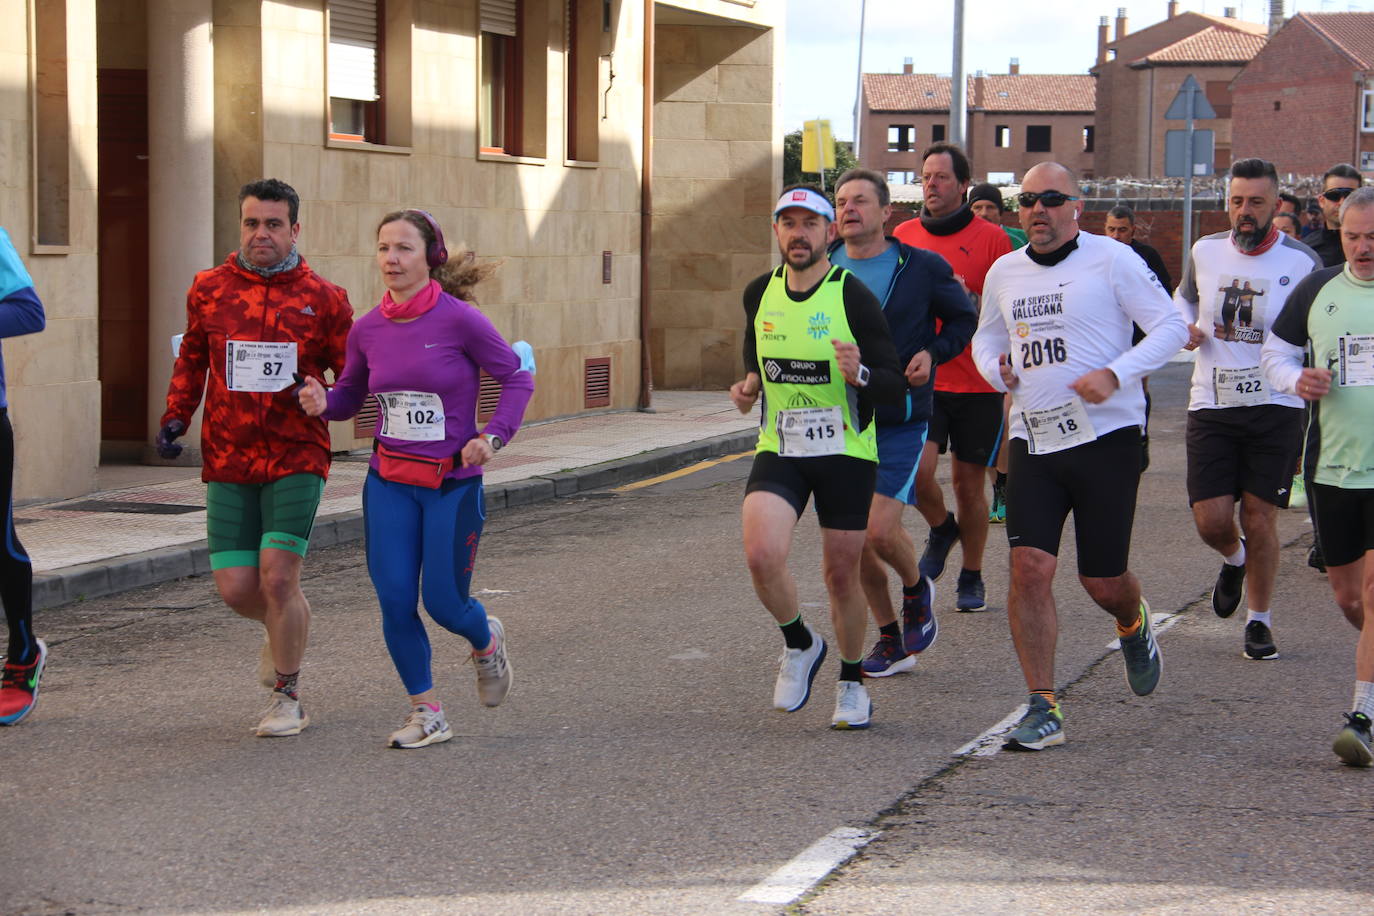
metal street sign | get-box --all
[1165,129,1215,177]
[1164,74,1217,121]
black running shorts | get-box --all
[746,451,877,531]
[927,391,1005,466]
[1004,426,1142,578]
[1310,483,1374,568]
[1185,405,1303,508]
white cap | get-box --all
[773,188,835,222]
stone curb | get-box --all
[33,429,757,612]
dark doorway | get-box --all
[97,68,150,444]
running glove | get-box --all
[156,419,186,459]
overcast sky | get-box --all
[784,0,1374,141]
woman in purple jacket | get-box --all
[299,210,534,748]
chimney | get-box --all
[1009,57,1020,75]
[1115,7,1128,41]
[973,71,986,108]
[1167,0,1179,17]
[1223,6,1237,18]
[903,57,913,75]
[1098,16,1110,65]
[1269,0,1285,36]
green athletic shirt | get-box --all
[1271,264,1374,488]
[741,263,903,460]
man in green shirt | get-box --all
[731,185,903,730]
[1263,184,1374,767]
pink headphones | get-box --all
[406,209,449,268]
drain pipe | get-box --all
[638,0,655,410]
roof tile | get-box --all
[1300,12,1374,70]
[1134,25,1266,65]
[863,73,1095,114]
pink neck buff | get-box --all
[380,278,441,320]
[1234,223,1280,257]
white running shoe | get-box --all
[473,617,512,707]
[388,705,453,749]
[255,690,309,737]
[257,637,275,689]
[830,680,873,730]
[773,626,827,712]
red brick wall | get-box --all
[1231,19,1361,175]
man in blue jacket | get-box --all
[0,226,47,726]
[829,169,977,676]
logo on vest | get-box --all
[763,358,831,385]
[807,312,831,340]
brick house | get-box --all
[858,62,1095,183]
[1092,5,1266,177]
[1231,13,1374,176]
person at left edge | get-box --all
[731,185,903,730]
[826,168,977,677]
[158,178,353,738]
[298,210,533,749]
[0,226,47,727]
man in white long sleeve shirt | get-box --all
[1262,185,1374,767]
[1176,157,1321,663]
[972,161,1188,751]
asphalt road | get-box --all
[5,362,1372,915]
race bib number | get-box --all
[1022,398,1096,455]
[1018,336,1069,371]
[1338,334,1374,387]
[376,391,446,441]
[1213,366,1267,407]
[777,406,844,457]
[226,341,297,393]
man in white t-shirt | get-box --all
[973,161,1188,751]
[1176,157,1321,661]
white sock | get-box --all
[1224,542,1247,566]
[1246,609,1271,626]
[1354,681,1374,719]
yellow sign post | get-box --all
[801,119,836,189]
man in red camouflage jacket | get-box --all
[158,178,353,738]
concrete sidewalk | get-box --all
[21,390,756,611]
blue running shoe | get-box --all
[860,634,915,677]
[955,569,987,613]
[902,577,938,655]
[918,515,960,581]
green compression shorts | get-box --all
[206,474,325,571]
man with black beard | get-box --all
[1176,158,1321,661]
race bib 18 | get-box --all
[1022,398,1096,455]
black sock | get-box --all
[995,471,1007,488]
[879,621,900,641]
[839,660,863,682]
[274,670,300,700]
[937,511,957,533]
[902,582,922,599]
[961,567,981,578]
[779,617,812,651]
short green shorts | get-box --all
[206,474,325,571]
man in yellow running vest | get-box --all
[731,185,903,730]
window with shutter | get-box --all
[480,0,521,154]
[328,0,384,143]
[566,0,600,162]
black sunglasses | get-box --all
[1323,187,1356,202]
[1017,191,1080,209]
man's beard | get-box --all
[1233,216,1273,252]
[782,242,822,271]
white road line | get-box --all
[955,704,1029,758]
[740,608,1191,905]
[737,826,877,905]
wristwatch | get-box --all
[856,364,871,388]
[484,433,504,452]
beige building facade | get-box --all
[3,0,782,502]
